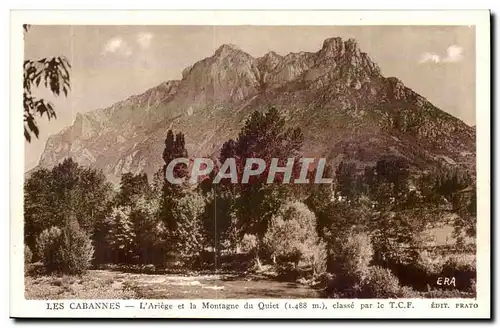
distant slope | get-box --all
[32,37,475,184]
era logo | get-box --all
[437,277,456,287]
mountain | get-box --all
[33,37,475,184]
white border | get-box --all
[9,10,491,319]
[8,10,492,26]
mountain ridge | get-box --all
[32,37,475,184]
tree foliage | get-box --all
[36,226,64,271]
[24,26,71,142]
[24,158,112,255]
[223,108,304,244]
[60,216,95,274]
[130,196,163,264]
[104,206,136,264]
[201,187,237,254]
[160,130,189,231]
[36,217,94,274]
[219,107,304,185]
[167,191,206,261]
[24,245,33,265]
[116,173,150,206]
[264,202,325,272]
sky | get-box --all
[23,25,476,171]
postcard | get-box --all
[10,10,491,319]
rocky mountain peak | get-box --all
[318,37,380,74]
[214,43,246,58]
[175,43,260,106]
[178,37,384,99]
[318,37,363,59]
[31,36,475,183]
[345,38,361,55]
[259,51,282,65]
[320,37,346,56]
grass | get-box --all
[25,265,475,300]
[25,268,321,300]
[25,270,138,300]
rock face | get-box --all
[33,37,475,184]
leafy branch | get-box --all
[23,27,71,142]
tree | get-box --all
[24,245,33,265]
[162,130,188,182]
[418,166,476,244]
[24,158,113,256]
[24,168,56,252]
[217,107,304,187]
[305,163,335,238]
[432,166,473,203]
[130,196,162,264]
[222,108,304,250]
[335,161,362,202]
[321,195,373,272]
[201,186,237,255]
[361,157,426,266]
[361,266,402,298]
[167,191,206,263]
[369,212,423,265]
[116,173,150,206]
[368,156,411,209]
[264,202,326,273]
[23,25,71,142]
[452,186,476,244]
[160,130,189,231]
[104,206,136,264]
[151,168,165,195]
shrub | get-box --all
[311,240,328,275]
[386,250,444,291]
[36,226,64,272]
[440,254,476,291]
[442,253,476,272]
[24,245,33,265]
[416,250,445,276]
[469,279,476,293]
[325,232,374,296]
[331,232,373,282]
[61,217,94,274]
[240,234,258,254]
[397,285,420,298]
[421,288,475,298]
[360,266,401,298]
[383,251,475,292]
[36,218,94,275]
[264,202,324,270]
[387,261,434,292]
[314,272,335,290]
[276,262,300,281]
[370,213,423,267]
